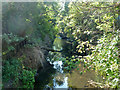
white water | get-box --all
[52,61,68,88]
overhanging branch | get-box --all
[41,47,62,52]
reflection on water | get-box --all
[45,60,104,89]
[53,77,68,88]
[45,60,68,88]
[35,37,104,89]
[35,61,104,89]
[66,63,104,88]
[43,60,104,89]
[52,61,68,88]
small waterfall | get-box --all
[53,61,63,73]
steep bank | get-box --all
[2,34,55,88]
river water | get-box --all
[35,37,104,89]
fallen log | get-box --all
[41,47,62,52]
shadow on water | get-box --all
[34,37,104,89]
[34,66,56,89]
[34,60,69,89]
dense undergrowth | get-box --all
[2,58,36,88]
[2,2,59,88]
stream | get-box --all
[34,37,104,89]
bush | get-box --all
[20,69,35,88]
[2,58,36,88]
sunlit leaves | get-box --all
[25,19,31,22]
[91,34,119,88]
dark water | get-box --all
[34,37,104,89]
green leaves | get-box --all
[3,33,24,44]
[2,59,36,88]
[2,59,21,83]
[20,69,35,88]
[91,34,119,88]
[8,46,15,51]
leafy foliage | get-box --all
[20,69,35,88]
[2,58,36,88]
[55,2,119,88]
[2,59,21,85]
[2,2,59,44]
[2,2,59,88]
[91,34,119,88]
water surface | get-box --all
[35,37,104,89]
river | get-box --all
[34,37,104,89]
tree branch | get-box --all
[41,47,62,52]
